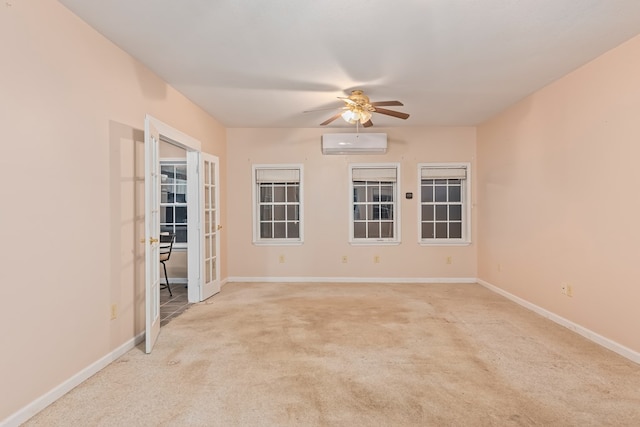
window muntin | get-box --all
[350,164,400,243]
[419,164,470,244]
[253,165,303,244]
[160,161,187,245]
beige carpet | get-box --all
[25,282,640,426]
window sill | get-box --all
[253,240,304,246]
[349,240,401,246]
[419,241,471,247]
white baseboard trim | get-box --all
[226,276,477,284]
[2,332,145,427]
[477,278,640,365]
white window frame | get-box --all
[418,162,471,246]
[349,163,401,245]
[252,164,304,246]
[160,159,188,250]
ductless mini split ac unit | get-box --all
[321,133,387,155]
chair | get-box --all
[159,232,175,296]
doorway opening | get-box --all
[144,115,221,353]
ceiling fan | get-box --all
[317,89,410,127]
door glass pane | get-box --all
[175,207,187,223]
[176,165,187,181]
[205,235,211,258]
[176,185,187,203]
[161,185,171,203]
[205,258,211,282]
[211,186,216,208]
[205,162,210,184]
[164,206,174,223]
[175,225,187,243]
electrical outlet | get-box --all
[561,283,574,297]
[279,255,285,263]
[446,256,452,265]
[374,255,380,263]
[110,304,117,320]
[341,256,348,263]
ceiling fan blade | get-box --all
[339,97,358,107]
[362,119,373,128]
[370,101,403,107]
[373,107,410,120]
[320,112,343,126]
[303,106,342,113]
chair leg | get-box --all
[161,261,172,296]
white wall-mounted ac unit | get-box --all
[321,133,387,155]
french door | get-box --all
[201,153,221,300]
[144,115,219,353]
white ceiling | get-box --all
[59,0,640,129]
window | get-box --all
[252,165,303,244]
[350,164,400,244]
[419,163,470,245]
[160,161,188,246]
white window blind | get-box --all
[353,168,397,182]
[421,167,467,180]
[256,168,300,183]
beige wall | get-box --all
[477,34,640,353]
[0,1,226,420]
[227,127,477,280]
[4,0,639,422]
